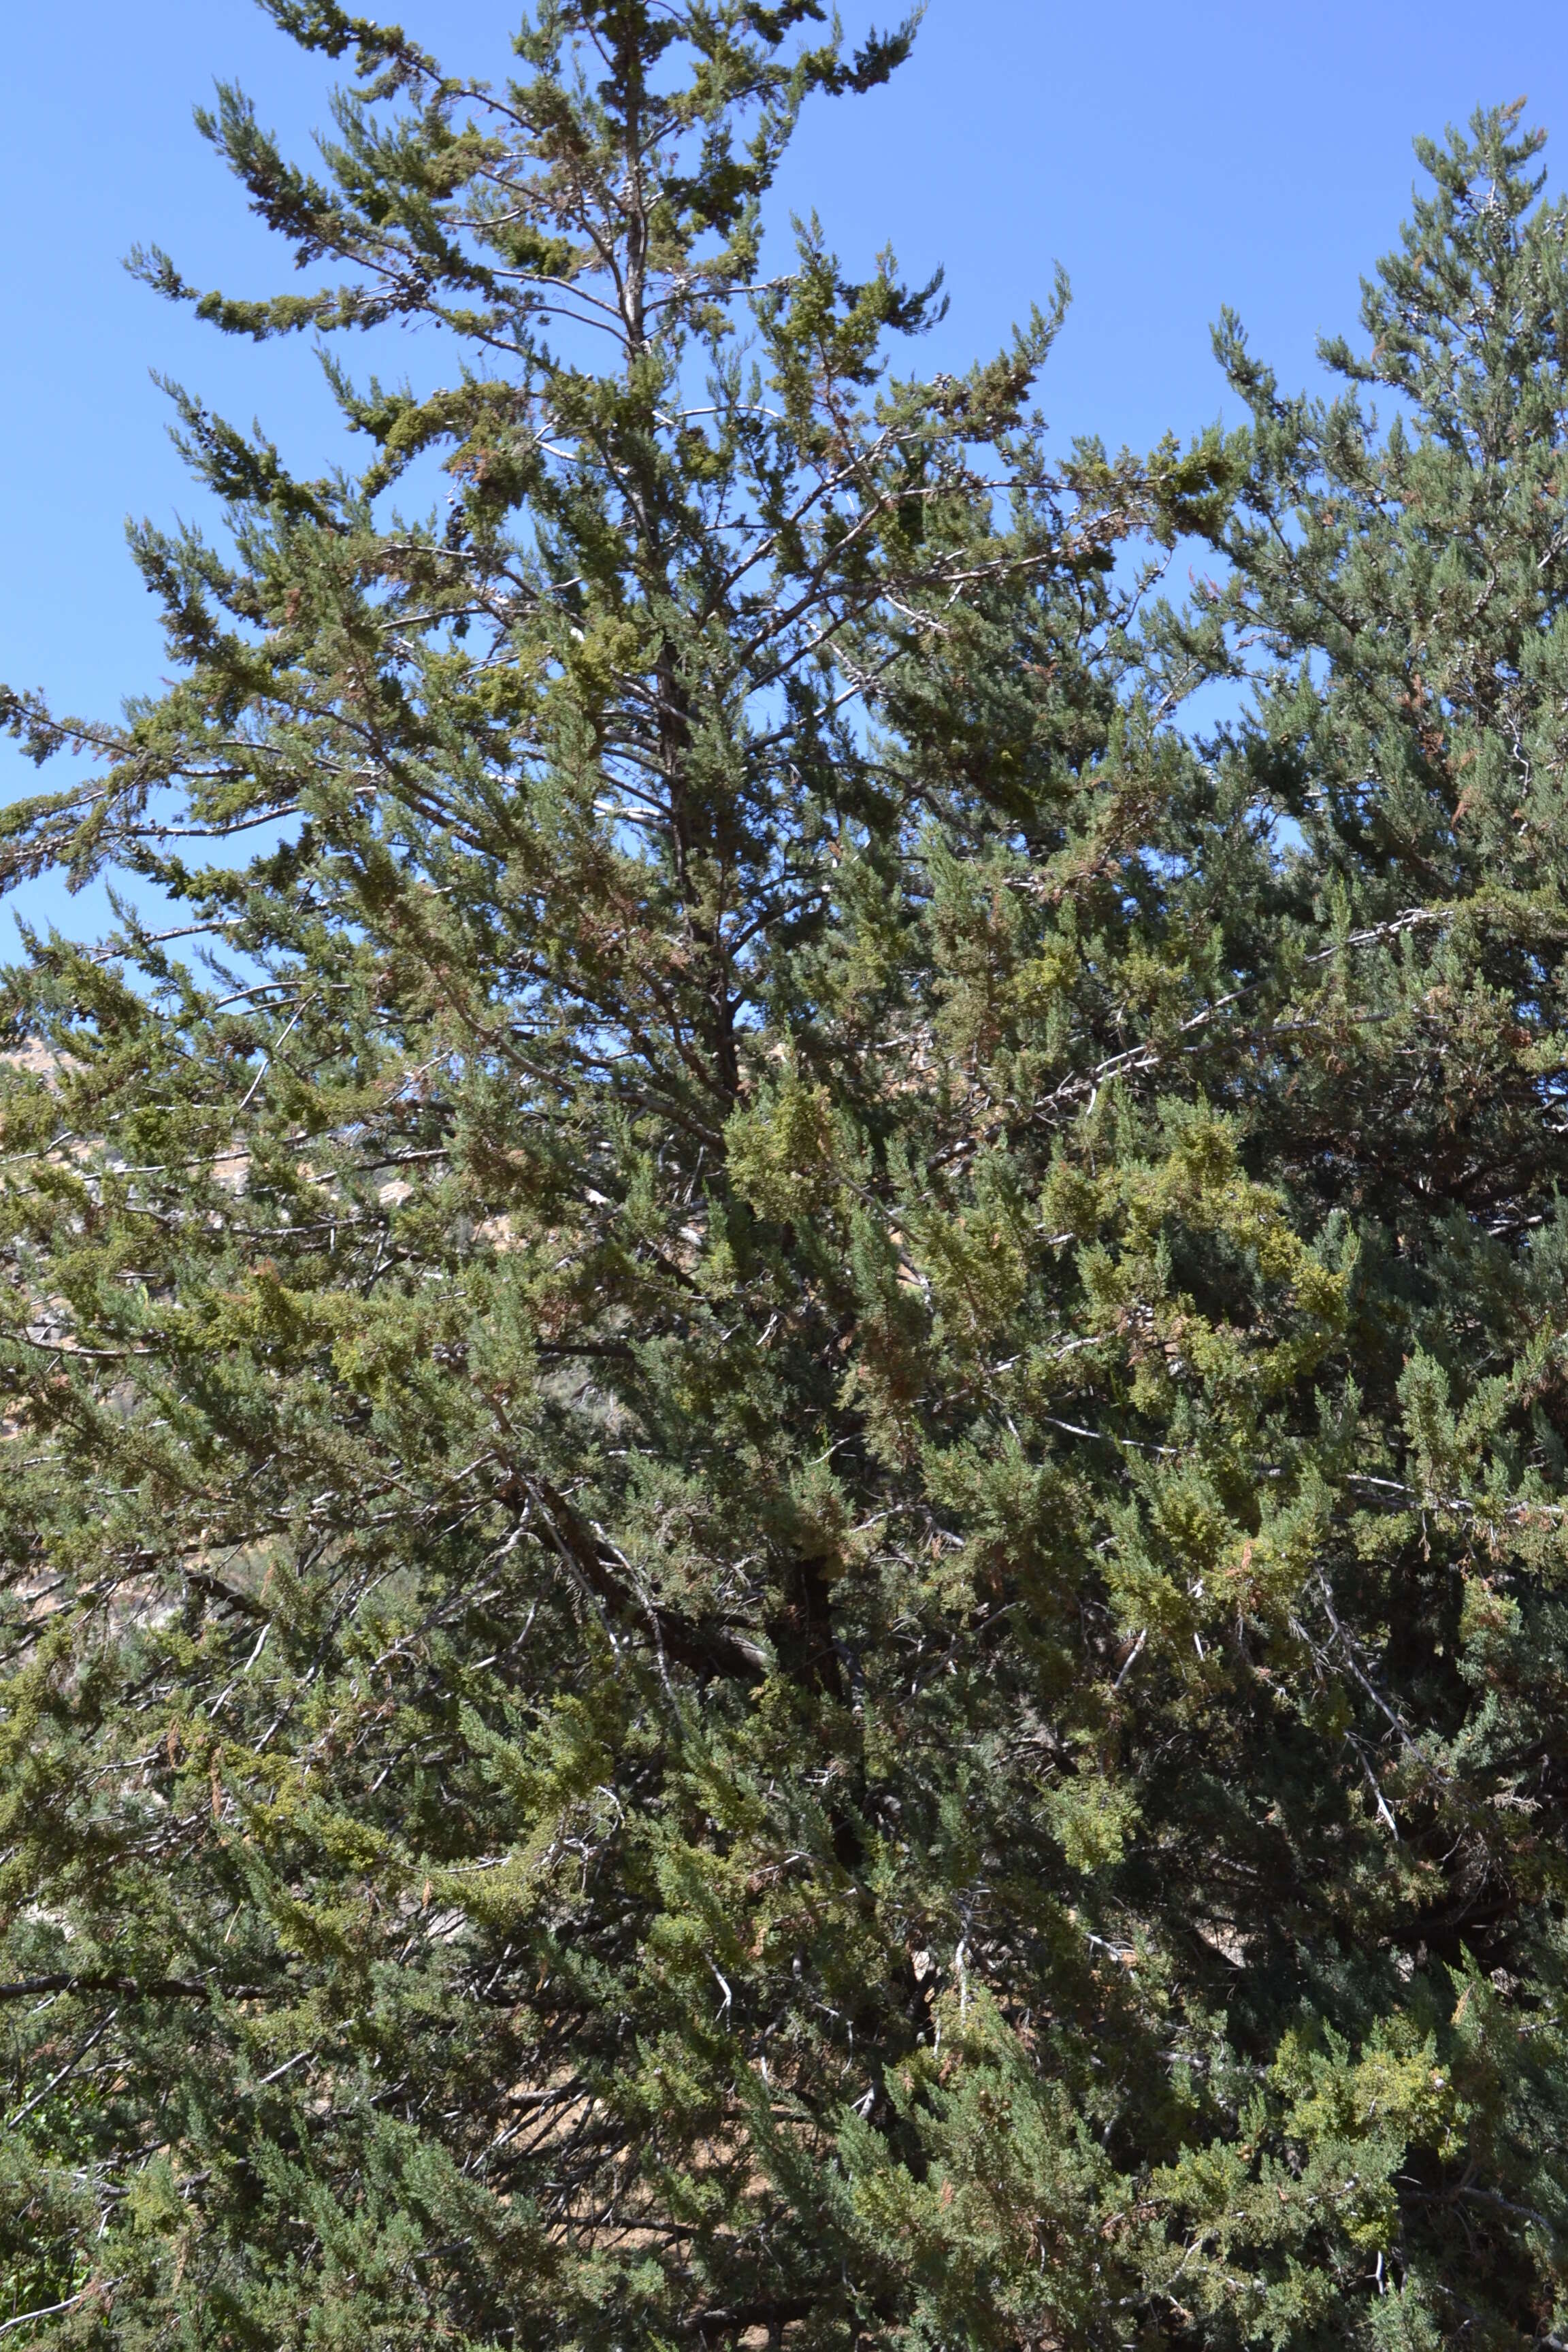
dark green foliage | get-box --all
[1,12,1567,2342]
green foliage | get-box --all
[2,15,1568,2347]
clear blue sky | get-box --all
[4,0,1567,941]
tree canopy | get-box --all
[2,10,1567,2346]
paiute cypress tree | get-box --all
[1,5,1565,2346]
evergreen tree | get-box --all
[1,8,1566,2347]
